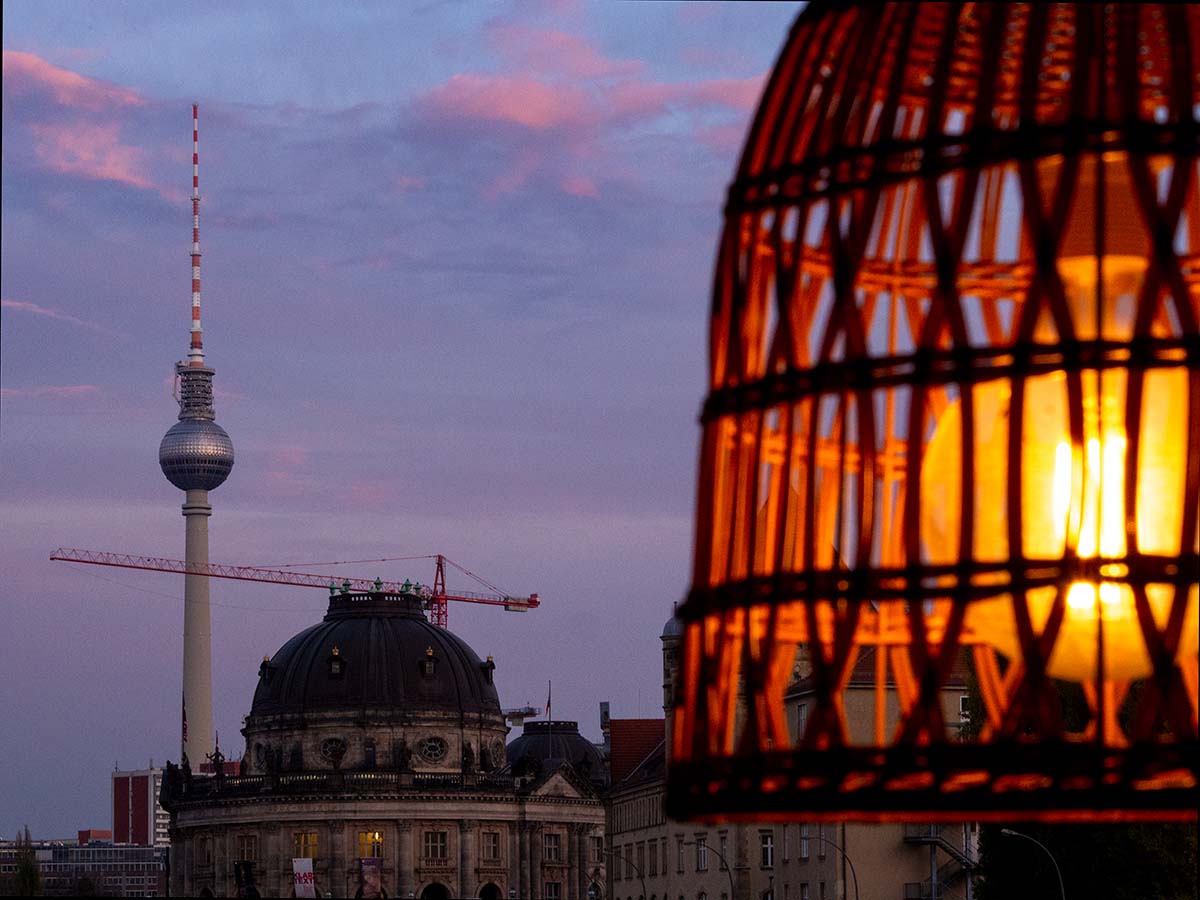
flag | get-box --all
[546,680,552,720]
[181,693,188,744]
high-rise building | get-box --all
[158,104,234,767]
[112,765,170,848]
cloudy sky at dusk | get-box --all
[1,1,798,835]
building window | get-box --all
[648,839,657,877]
[358,831,383,858]
[544,833,562,862]
[236,834,258,861]
[760,832,774,869]
[483,832,501,862]
[783,826,790,863]
[695,837,708,872]
[294,832,317,859]
[200,836,213,865]
[545,883,562,900]
[591,836,604,865]
[364,738,376,769]
[423,831,448,861]
[819,884,826,900]
[719,834,728,871]
[799,825,809,860]
[676,838,684,874]
[637,841,645,873]
[613,847,622,881]
[699,893,708,900]
[817,826,826,860]
[800,886,809,900]
[796,704,808,740]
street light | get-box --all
[813,835,858,900]
[682,840,736,900]
[602,848,646,900]
[999,829,1065,900]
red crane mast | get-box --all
[49,548,539,628]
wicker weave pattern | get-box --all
[670,1,1199,821]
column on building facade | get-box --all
[570,824,585,900]
[264,823,281,898]
[398,821,415,898]
[734,826,751,900]
[329,821,345,899]
[460,820,478,898]
[508,824,520,899]
[531,823,543,900]
[519,822,531,900]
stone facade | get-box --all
[161,588,607,898]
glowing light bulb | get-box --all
[920,256,1197,682]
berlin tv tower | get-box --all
[158,105,234,766]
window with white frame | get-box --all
[695,836,708,872]
[483,831,501,862]
[796,703,808,740]
[545,833,562,862]
[760,831,775,869]
[677,838,684,874]
[817,826,826,860]
[800,885,809,900]
[799,825,809,860]
[423,830,448,861]
[591,836,604,865]
[719,834,729,871]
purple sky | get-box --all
[1,1,799,837]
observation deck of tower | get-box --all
[158,104,234,766]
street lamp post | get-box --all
[999,829,1065,900]
[813,835,858,900]
[603,848,646,900]
[683,840,736,900]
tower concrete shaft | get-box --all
[182,490,214,764]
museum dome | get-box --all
[506,721,606,785]
[249,589,501,720]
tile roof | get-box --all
[608,718,665,785]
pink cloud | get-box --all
[2,50,144,111]
[2,299,125,337]
[423,73,587,130]
[608,77,763,119]
[394,175,425,192]
[28,121,154,190]
[488,25,644,80]
[560,175,599,198]
[0,384,100,400]
[268,446,308,469]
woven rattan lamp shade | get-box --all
[667,1,1199,822]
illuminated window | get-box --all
[358,831,383,859]
[293,832,317,859]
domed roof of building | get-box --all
[506,721,606,784]
[249,590,501,719]
[662,611,682,639]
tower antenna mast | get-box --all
[188,103,204,366]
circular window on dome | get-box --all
[417,736,448,764]
[320,737,347,766]
[488,737,505,769]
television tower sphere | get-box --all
[159,418,235,491]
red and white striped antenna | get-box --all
[187,103,204,366]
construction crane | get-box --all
[49,548,539,628]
